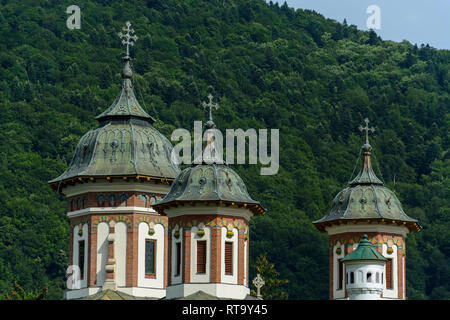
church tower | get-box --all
[49,22,179,299]
[153,96,265,299]
[313,119,421,300]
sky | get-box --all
[273,0,450,50]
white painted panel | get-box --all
[138,222,165,288]
[72,223,89,289]
[115,222,127,287]
[96,222,109,287]
[382,244,398,298]
[190,226,211,283]
[171,228,183,285]
[221,227,238,285]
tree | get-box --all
[5,282,48,300]
[251,253,289,300]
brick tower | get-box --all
[153,96,265,299]
[49,22,179,299]
[313,119,421,300]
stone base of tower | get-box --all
[166,283,250,300]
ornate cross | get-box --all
[118,21,138,57]
[201,94,219,121]
[252,273,265,300]
[359,118,375,144]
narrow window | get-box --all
[386,259,393,289]
[197,240,207,274]
[78,240,85,280]
[175,242,181,276]
[367,272,372,283]
[338,259,343,290]
[376,272,380,283]
[350,272,354,284]
[225,242,233,275]
[145,240,156,276]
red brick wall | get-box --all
[169,214,248,286]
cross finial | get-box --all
[118,21,138,58]
[252,273,265,300]
[359,118,375,145]
[201,94,219,122]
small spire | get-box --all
[349,118,383,186]
[198,93,223,164]
[359,118,375,145]
[95,22,154,123]
[202,94,219,127]
[118,21,138,59]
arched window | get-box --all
[97,194,105,207]
[82,196,87,209]
[109,194,117,207]
[149,196,157,206]
[350,272,355,284]
[70,199,75,211]
[76,198,81,210]
[367,272,372,283]
[120,193,128,207]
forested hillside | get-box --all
[0,0,448,299]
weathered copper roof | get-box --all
[314,142,420,233]
[49,55,179,189]
[153,163,265,215]
[95,57,155,123]
[342,234,387,262]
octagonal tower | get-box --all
[153,97,265,299]
[49,22,179,299]
[313,119,420,300]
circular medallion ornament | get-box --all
[335,247,342,255]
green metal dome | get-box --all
[153,163,265,215]
[49,56,179,190]
[342,234,387,262]
[314,142,420,233]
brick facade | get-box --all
[328,231,405,299]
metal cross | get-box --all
[252,273,265,300]
[118,21,138,57]
[201,94,219,121]
[359,118,375,144]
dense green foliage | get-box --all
[0,0,448,299]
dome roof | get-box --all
[342,234,387,262]
[153,163,265,215]
[49,56,179,190]
[314,142,420,233]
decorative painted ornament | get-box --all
[226,224,234,238]
[197,229,205,237]
[174,230,180,239]
[148,228,155,236]
[335,247,342,255]
[387,247,393,254]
